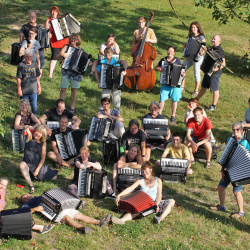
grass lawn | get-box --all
[0,0,250,249]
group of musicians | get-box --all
[5,5,248,237]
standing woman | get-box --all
[133,17,157,46]
[57,33,92,112]
[19,125,58,194]
[45,6,69,78]
[181,21,206,96]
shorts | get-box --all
[191,135,211,149]
[51,48,61,60]
[55,209,79,223]
[158,199,173,214]
[39,49,45,69]
[160,85,182,102]
[61,74,80,89]
[201,74,221,92]
[218,173,242,192]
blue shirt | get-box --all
[96,58,120,72]
[22,196,41,209]
[227,137,249,150]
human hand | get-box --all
[89,61,93,66]
[47,128,52,136]
[156,205,159,213]
[191,142,198,153]
[71,123,77,130]
[34,169,39,176]
[38,86,41,95]
[57,155,63,165]
[36,206,44,212]
[115,195,120,206]
[64,53,69,59]
[121,70,126,76]
[98,83,101,89]
[18,88,23,97]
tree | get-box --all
[194,0,250,25]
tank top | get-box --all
[125,154,137,163]
[140,177,158,201]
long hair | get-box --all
[188,21,204,37]
[69,33,81,46]
[35,125,47,143]
[19,99,32,115]
[128,144,141,156]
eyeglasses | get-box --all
[102,103,110,106]
[232,129,240,131]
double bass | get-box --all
[124,12,157,91]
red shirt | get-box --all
[187,117,213,140]
[47,17,69,48]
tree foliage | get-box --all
[194,0,250,25]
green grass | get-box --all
[0,0,250,249]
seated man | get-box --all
[210,122,249,219]
[21,194,111,234]
[89,33,120,75]
[156,132,192,175]
[47,115,90,167]
[39,99,81,136]
[184,107,213,168]
[95,47,127,113]
[96,97,125,138]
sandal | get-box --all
[181,87,185,92]
[29,185,35,194]
[192,91,198,97]
[41,224,54,234]
[70,108,76,113]
[205,161,211,169]
[230,212,244,219]
[99,213,111,227]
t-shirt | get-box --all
[187,117,213,140]
[211,44,225,75]
[51,127,73,142]
[163,142,190,160]
[21,39,41,62]
[121,129,146,150]
[20,23,42,41]
[72,157,97,185]
[245,108,250,123]
[96,58,120,72]
[133,28,156,44]
[98,109,119,130]
[45,108,74,122]
[227,137,249,150]
[157,57,181,67]
[16,61,40,95]
[100,43,120,54]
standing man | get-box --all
[210,122,249,219]
[185,107,213,168]
[156,132,192,175]
[20,12,45,76]
[16,49,41,117]
[196,35,226,111]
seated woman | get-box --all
[112,161,175,225]
[0,177,8,211]
[121,119,151,162]
[19,125,58,194]
[96,97,125,138]
[241,98,250,129]
[140,101,172,151]
[184,98,216,146]
[112,144,143,195]
[89,33,120,75]
[67,146,114,198]
[14,99,40,132]
[95,46,127,113]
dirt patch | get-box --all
[8,23,23,31]
[29,9,50,16]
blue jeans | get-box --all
[21,93,37,116]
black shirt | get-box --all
[121,129,146,150]
[20,23,41,41]
[211,44,225,75]
[51,127,73,142]
[45,108,74,122]
[72,157,97,185]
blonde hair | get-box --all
[80,146,90,154]
[69,33,81,46]
[19,99,32,115]
[35,125,47,143]
[128,144,141,156]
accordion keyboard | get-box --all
[160,61,168,85]
[100,64,108,88]
[118,167,142,175]
[161,158,188,169]
[40,202,57,221]
[47,121,72,130]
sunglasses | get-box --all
[232,129,240,131]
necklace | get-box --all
[145,177,154,184]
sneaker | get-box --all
[99,213,111,227]
[79,226,91,234]
[147,144,156,150]
[230,212,244,219]
[79,201,86,209]
[157,144,165,151]
[107,193,116,199]
[206,105,216,111]
[41,224,54,234]
[210,205,225,211]
[154,216,162,224]
[170,116,176,123]
[111,216,125,225]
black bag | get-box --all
[102,138,120,165]
[11,43,22,65]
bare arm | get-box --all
[71,116,81,129]
[196,129,211,147]
[45,19,50,29]
[20,32,24,43]
[141,141,146,161]
[17,78,22,97]
[36,50,40,69]
[14,115,24,130]
[26,128,32,142]
[155,178,162,212]
[37,77,41,95]
[75,160,102,170]
[56,45,67,61]
[39,114,52,136]
[31,206,44,213]
[30,113,40,128]
[155,64,164,72]
[117,157,141,169]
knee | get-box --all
[61,215,71,224]
[155,160,160,167]
[19,162,26,171]
[60,88,67,93]
[170,199,176,208]
[233,191,241,197]
[71,88,77,93]
[52,175,57,180]
[47,151,54,159]
[217,185,225,192]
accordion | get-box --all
[100,64,125,89]
[119,190,157,217]
[160,158,189,183]
[143,118,169,141]
[98,54,120,61]
[51,13,81,41]
[37,28,50,49]
[78,168,107,198]
[218,137,250,186]
[183,37,204,62]
[160,61,186,87]
[62,45,92,75]
[11,43,22,65]
[40,187,82,221]
[88,117,112,141]
[102,138,120,165]
[12,129,26,153]
[55,129,88,160]
[200,48,223,77]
